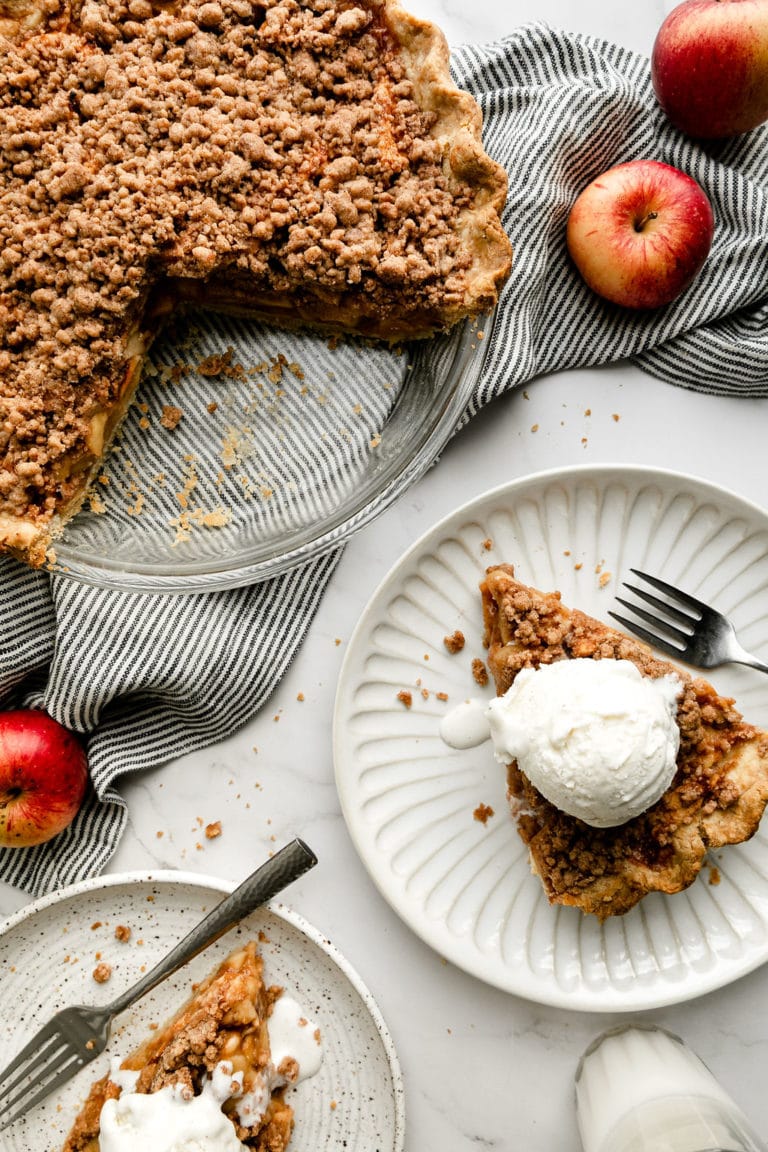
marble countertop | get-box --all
[3,0,768,1149]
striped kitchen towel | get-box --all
[454,22,768,409]
[0,552,340,895]
[2,22,767,896]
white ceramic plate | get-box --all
[334,464,768,1011]
[0,871,405,1151]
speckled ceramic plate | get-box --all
[334,464,768,1012]
[0,871,405,1151]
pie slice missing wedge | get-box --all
[0,0,512,567]
[62,940,310,1151]
[480,563,768,920]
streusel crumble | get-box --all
[0,0,511,563]
[63,940,314,1151]
[481,563,768,919]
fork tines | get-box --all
[626,569,708,617]
[0,1023,86,1132]
[608,568,700,655]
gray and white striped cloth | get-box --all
[452,23,768,410]
[2,23,766,896]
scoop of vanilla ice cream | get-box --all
[486,658,682,828]
[99,1064,246,1152]
[98,995,324,1152]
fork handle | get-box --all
[729,637,768,676]
[104,838,317,1019]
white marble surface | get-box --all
[3,1,768,1149]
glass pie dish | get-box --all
[49,309,493,594]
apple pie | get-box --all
[480,563,768,919]
[62,940,306,1151]
[0,0,512,566]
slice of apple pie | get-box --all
[0,0,512,566]
[480,563,768,919]
[62,940,316,1151]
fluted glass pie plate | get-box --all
[0,870,405,1152]
[48,311,492,594]
[334,464,768,1011]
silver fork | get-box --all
[0,837,317,1131]
[609,568,768,674]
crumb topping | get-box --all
[160,404,184,430]
[480,563,768,918]
[92,960,113,983]
[63,941,293,1152]
[0,0,508,541]
[442,629,465,653]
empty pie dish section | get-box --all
[50,312,489,591]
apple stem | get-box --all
[634,210,658,232]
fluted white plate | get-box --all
[334,464,768,1011]
[0,871,405,1151]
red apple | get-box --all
[652,0,768,138]
[566,159,715,310]
[0,710,89,847]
